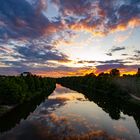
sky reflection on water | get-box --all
[0,84,140,140]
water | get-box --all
[0,84,140,140]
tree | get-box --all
[85,73,96,77]
[137,68,140,76]
[98,72,109,77]
[110,68,120,76]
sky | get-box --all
[0,0,140,77]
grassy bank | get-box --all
[113,76,140,98]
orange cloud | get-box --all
[71,18,140,37]
[42,24,60,36]
[32,67,96,77]
[95,67,137,76]
[111,18,140,33]
[69,22,106,37]
[31,65,138,77]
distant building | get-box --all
[20,72,32,77]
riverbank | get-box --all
[0,85,56,133]
[0,85,56,118]
[0,75,56,118]
[56,75,140,106]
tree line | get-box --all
[57,68,140,101]
[0,74,56,105]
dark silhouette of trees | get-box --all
[137,68,140,76]
[98,72,110,77]
[85,73,96,77]
[110,68,120,76]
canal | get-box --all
[0,84,140,140]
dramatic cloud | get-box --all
[0,65,94,77]
[0,0,57,39]
[0,39,71,74]
[51,0,140,35]
[1,0,140,40]
[0,0,140,76]
[96,64,139,75]
[15,45,69,62]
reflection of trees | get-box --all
[0,95,67,133]
[121,102,140,133]
[90,89,139,133]
[89,95,121,120]
[0,96,44,133]
[58,81,140,133]
[74,89,122,120]
[90,93,140,133]
[88,92,140,133]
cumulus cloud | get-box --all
[0,0,140,76]
[15,45,69,62]
[0,0,55,39]
[0,39,71,75]
[1,0,140,40]
[51,0,140,35]
[0,0,140,39]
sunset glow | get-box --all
[0,0,140,77]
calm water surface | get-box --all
[0,84,140,140]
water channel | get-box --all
[0,84,140,140]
